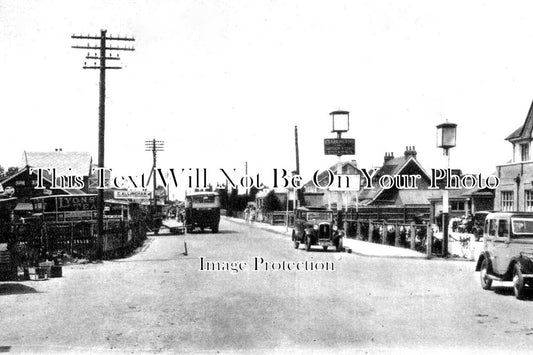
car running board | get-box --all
[486,274,503,281]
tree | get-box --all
[248,186,259,202]
[263,190,282,212]
[217,185,229,210]
[6,167,18,177]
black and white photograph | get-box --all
[1,1,533,353]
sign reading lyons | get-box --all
[114,190,151,200]
[324,138,355,155]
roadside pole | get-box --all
[71,30,135,258]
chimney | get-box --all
[404,146,417,159]
[384,152,394,163]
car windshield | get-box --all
[511,218,533,236]
[192,195,215,204]
[306,212,333,221]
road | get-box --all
[1,217,533,354]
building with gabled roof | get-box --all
[302,160,362,208]
[495,99,533,211]
[0,150,93,207]
[358,146,441,207]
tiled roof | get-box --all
[21,151,92,177]
[506,99,533,141]
[397,190,442,205]
[359,156,431,204]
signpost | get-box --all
[324,138,355,155]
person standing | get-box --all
[250,207,256,223]
[244,207,250,223]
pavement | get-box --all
[224,216,428,259]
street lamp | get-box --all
[436,122,457,152]
[330,110,350,136]
[436,121,457,257]
[330,110,350,233]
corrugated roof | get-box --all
[22,151,92,177]
[506,99,533,141]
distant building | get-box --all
[256,188,295,210]
[302,160,362,208]
[428,186,495,223]
[358,146,441,208]
[495,100,533,211]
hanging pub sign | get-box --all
[324,138,355,155]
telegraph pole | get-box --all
[145,139,165,212]
[72,30,135,259]
[245,161,248,202]
[294,125,303,207]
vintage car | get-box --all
[292,207,344,252]
[476,212,533,299]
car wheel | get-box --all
[305,236,311,252]
[212,225,219,233]
[513,263,526,300]
[480,259,492,290]
[322,245,328,252]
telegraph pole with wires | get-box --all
[145,139,165,212]
[71,29,135,259]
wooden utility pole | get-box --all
[72,30,135,259]
[245,161,248,202]
[294,125,303,207]
[145,139,165,211]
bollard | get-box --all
[382,222,387,245]
[426,222,432,259]
[184,241,188,256]
[368,220,373,243]
[410,222,416,250]
[394,223,400,247]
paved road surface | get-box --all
[1,218,532,354]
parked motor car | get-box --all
[476,212,533,299]
[292,207,344,252]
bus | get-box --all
[185,191,220,233]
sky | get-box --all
[1,0,533,199]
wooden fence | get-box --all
[346,219,436,256]
[261,206,437,256]
[10,219,147,262]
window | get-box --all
[526,190,533,212]
[450,201,465,212]
[489,219,497,237]
[15,180,25,186]
[521,143,530,162]
[501,191,514,212]
[498,219,509,238]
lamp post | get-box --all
[436,121,457,257]
[330,110,350,232]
